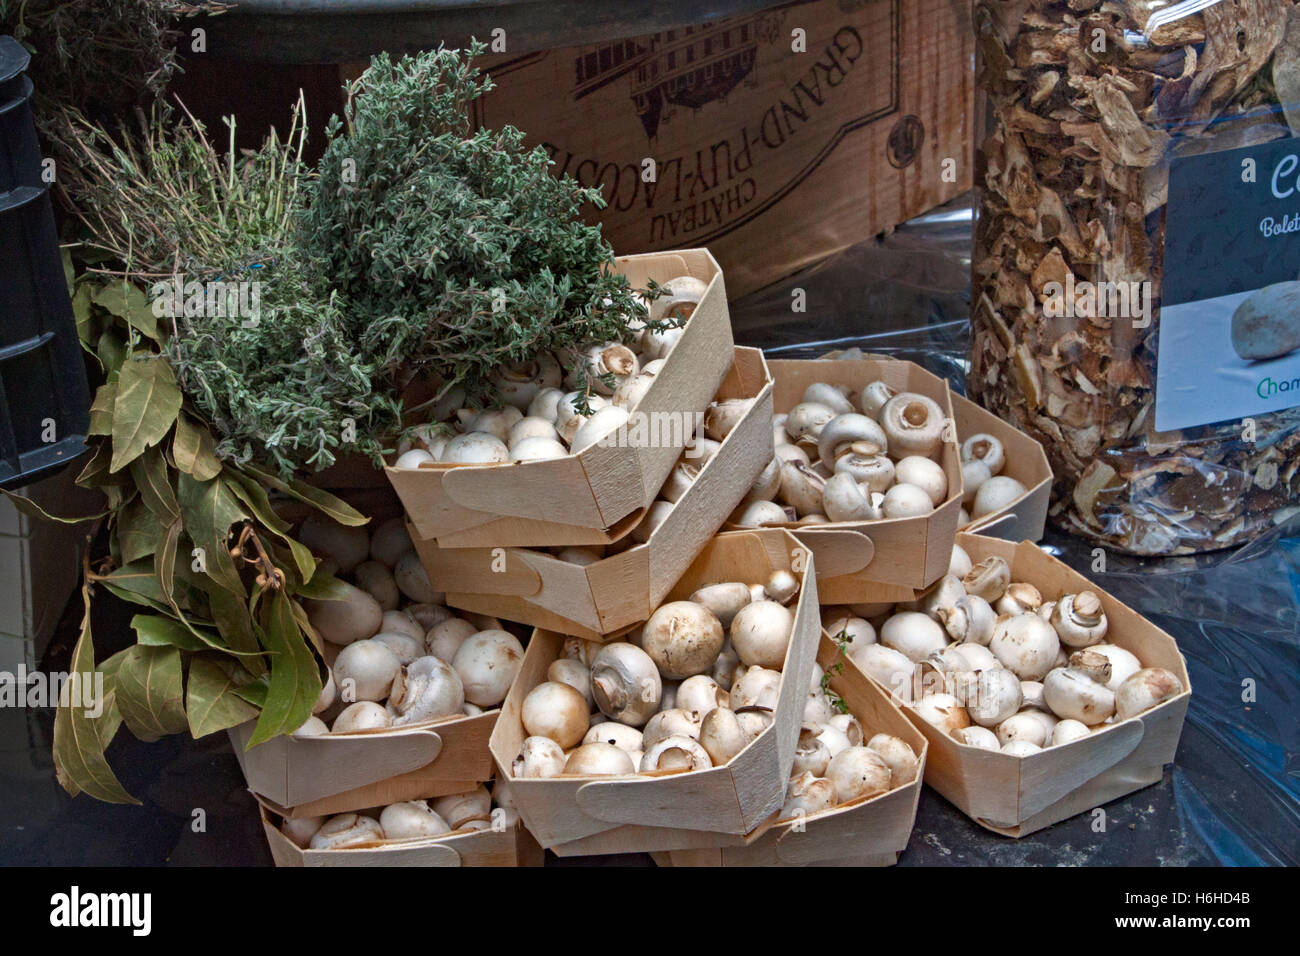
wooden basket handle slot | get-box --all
[789,527,875,578]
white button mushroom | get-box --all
[879,393,947,459]
[850,643,916,701]
[866,734,918,787]
[548,658,594,709]
[1000,740,1042,756]
[425,617,477,662]
[882,482,935,518]
[304,582,383,646]
[432,786,492,829]
[802,382,855,415]
[641,601,725,679]
[309,814,384,849]
[380,609,425,644]
[333,639,402,703]
[394,449,436,469]
[698,707,749,766]
[1050,719,1092,746]
[380,801,450,840]
[675,674,728,717]
[369,518,414,569]
[512,736,566,778]
[510,435,570,462]
[331,701,392,733]
[961,555,1011,602]
[792,724,833,776]
[972,476,1028,519]
[565,742,637,775]
[954,725,1000,750]
[393,551,443,604]
[989,613,1061,681]
[966,667,1024,727]
[780,771,837,820]
[995,710,1052,748]
[372,631,424,666]
[880,612,948,663]
[590,642,662,727]
[912,692,971,736]
[640,734,713,772]
[452,629,524,708]
[641,708,703,749]
[729,600,794,669]
[521,681,590,748]
[817,413,889,467]
[728,666,783,710]
[280,815,326,848]
[583,722,644,754]
[827,713,864,746]
[1115,667,1184,719]
[894,456,949,506]
[961,433,1005,475]
[390,655,465,725]
[441,431,510,464]
[858,381,897,419]
[1051,591,1109,647]
[825,746,892,802]
[1088,644,1143,692]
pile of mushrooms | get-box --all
[510,568,804,777]
[777,662,919,822]
[732,378,954,527]
[957,431,1028,529]
[278,781,521,850]
[832,544,1185,756]
[294,515,525,734]
[392,276,708,468]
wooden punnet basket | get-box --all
[256,796,543,867]
[489,529,820,853]
[735,358,963,601]
[385,249,735,549]
[411,347,774,640]
[891,533,1192,838]
[951,391,1052,543]
[654,630,928,867]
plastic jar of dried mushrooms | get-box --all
[969,0,1300,554]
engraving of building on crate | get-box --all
[572,20,774,138]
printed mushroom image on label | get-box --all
[1230,281,1300,361]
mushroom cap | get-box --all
[640,734,713,772]
[989,613,1061,681]
[332,639,402,703]
[452,629,524,707]
[380,801,451,840]
[642,601,726,679]
[825,746,893,803]
[564,742,636,776]
[729,600,794,669]
[521,681,590,748]
[590,642,662,726]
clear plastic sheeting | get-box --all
[731,200,1299,865]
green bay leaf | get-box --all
[246,589,321,748]
[186,656,261,737]
[114,644,188,742]
[52,587,138,804]
[172,415,222,481]
[110,355,182,473]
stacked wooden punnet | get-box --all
[243,248,1191,866]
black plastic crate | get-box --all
[0,35,90,490]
